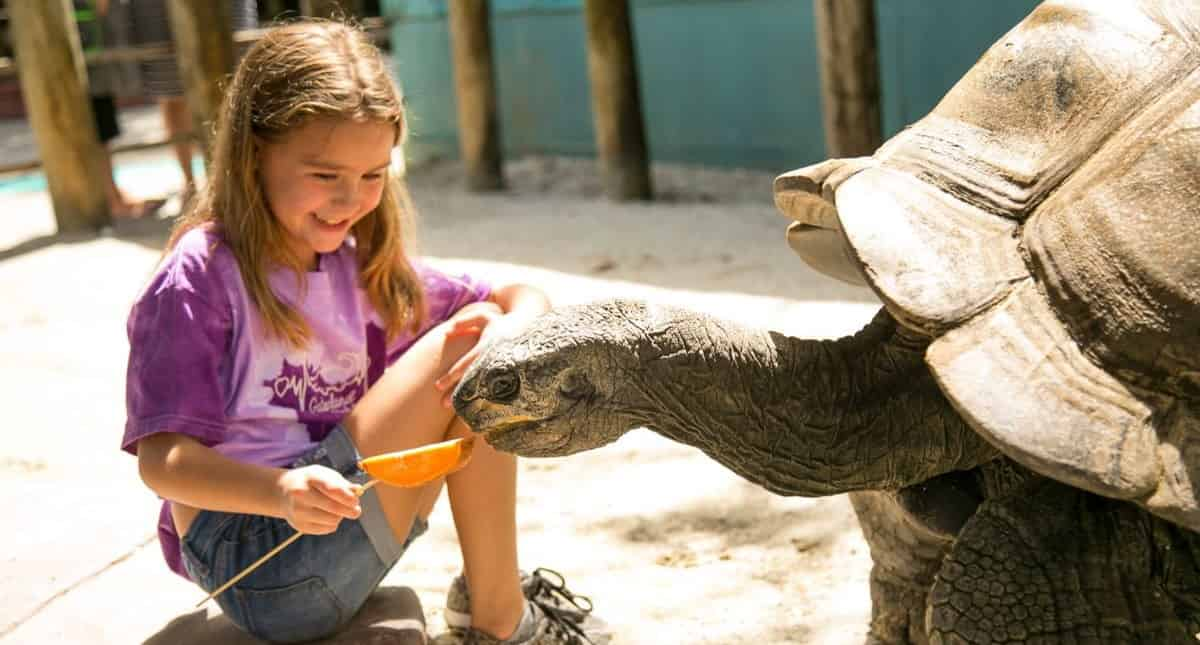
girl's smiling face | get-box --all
[258,117,396,269]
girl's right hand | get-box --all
[276,465,363,534]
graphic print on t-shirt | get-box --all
[263,351,369,417]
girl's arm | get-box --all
[138,432,362,534]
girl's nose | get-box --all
[330,179,358,207]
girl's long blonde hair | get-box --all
[168,20,424,347]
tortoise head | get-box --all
[452,300,651,458]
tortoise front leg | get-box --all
[851,491,955,645]
[927,479,1199,644]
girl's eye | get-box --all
[364,173,384,181]
[312,173,337,182]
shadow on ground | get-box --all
[591,484,856,557]
[144,586,427,645]
[0,211,175,263]
[406,157,878,305]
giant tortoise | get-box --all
[452,1,1200,642]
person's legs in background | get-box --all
[92,94,165,218]
[158,95,196,206]
[129,0,257,211]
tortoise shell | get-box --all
[775,0,1200,530]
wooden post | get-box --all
[582,0,650,201]
[8,0,110,232]
[813,0,882,157]
[165,0,235,160]
[448,0,504,191]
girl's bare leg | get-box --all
[446,416,522,638]
[99,150,126,214]
[342,322,524,639]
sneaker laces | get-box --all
[525,568,594,618]
[459,605,592,645]
[536,604,592,645]
[526,568,596,644]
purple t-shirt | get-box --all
[122,227,490,579]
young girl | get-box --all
[122,21,604,645]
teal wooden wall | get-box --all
[384,0,1040,171]
[875,1,1040,137]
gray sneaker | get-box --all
[453,600,608,645]
[441,568,609,645]
[445,568,592,628]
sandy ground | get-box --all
[0,149,882,644]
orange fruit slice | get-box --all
[358,436,477,488]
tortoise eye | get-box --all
[558,369,594,399]
[488,368,520,402]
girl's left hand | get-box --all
[435,306,535,407]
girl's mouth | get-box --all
[313,213,352,229]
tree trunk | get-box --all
[813,0,882,157]
[8,0,110,232]
[165,0,235,160]
[583,0,651,201]
[448,0,504,191]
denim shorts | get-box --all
[180,427,428,643]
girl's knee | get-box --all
[442,325,482,359]
[437,301,502,352]
[427,317,488,370]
